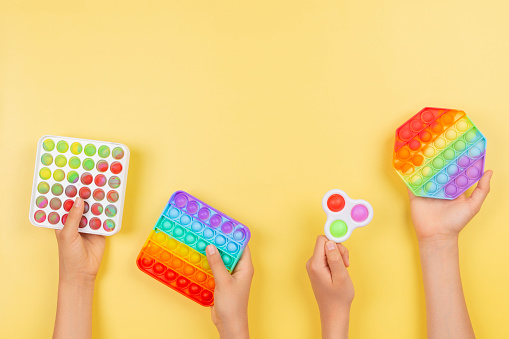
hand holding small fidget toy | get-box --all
[393,107,487,199]
[137,191,251,306]
[29,135,130,235]
[322,189,373,243]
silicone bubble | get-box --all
[55,155,67,167]
[48,212,60,225]
[221,222,234,234]
[187,201,199,214]
[38,182,50,194]
[175,193,188,208]
[191,221,203,233]
[36,196,48,208]
[39,168,51,180]
[50,198,62,210]
[108,176,121,188]
[96,160,108,172]
[82,158,94,171]
[43,139,55,151]
[53,169,65,182]
[98,145,110,158]
[67,171,79,184]
[393,108,486,199]
[322,189,373,243]
[83,201,90,214]
[198,208,210,220]
[110,162,122,174]
[91,203,103,215]
[65,186,77,198]
[103,220,115,232]
[233,229,246,241]
[51,183,63,196]
[105,205,117,217]
[93,189,105,201]
[107,190,119,202]
[70,142,82,155]
[112,147,124,160]
[69,156,81,169]
[79,187,91,199]
[89,217,101,230]
[41,154,53,166]
[56,140,69,153]
[63,199,74,212]
[210,214,222,227]
[94,174,106,187]
[79,216,88,228]
[34,210,46,222]
[84,144,96,156]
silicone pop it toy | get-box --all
[29,136,130,235]
[322,189,373,243]
[393,108,487,199]
[137,191,251,306]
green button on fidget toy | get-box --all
[322,189,374,243]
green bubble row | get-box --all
[42,139,124,159]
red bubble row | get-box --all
[137,254,214,306]
[33,210,116,232]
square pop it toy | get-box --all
[393,108,487,199]
[137,191,251,306]
[29,135,130,235]
[323,189,373,243]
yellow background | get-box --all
[1,0,508,338]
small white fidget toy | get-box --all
[322,189,373,243]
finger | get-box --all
[469,170,493,209]
[407,188,417,201]
[325,240,348,282]
[205,244,230,282]
[312,235,328,258]
[232,245,254,277]
[59,197,84,237]
[337,243,350,267]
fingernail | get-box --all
[206,245,216,255]
[326,241,336,251]
[74,197,82,208]
[346,257,350,266]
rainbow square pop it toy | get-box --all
[29,135,130,235]
[393,108,487,199]
[323,189,373,243]
[137,191,251,306]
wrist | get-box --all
[320,304,351,339]
[59,272,96,289]
[215,317,249,339]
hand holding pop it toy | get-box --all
[322,189,373,243]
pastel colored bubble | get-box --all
[210,214,222,227]
[98,145,110,158]
[79,187,91,199]
[89,217,101,229]
[445,184,458,196]
[221,222,234,234]
[458,156,471,168]
[169,208,180,219]
[447,164,459,176]
[399,128,412,140]
[84,144,96,156]
[441,113,454,125]
[93,189,105,201]
[177,246,189,257]
[173,226,185,238]
[184,233,196,245]
[189,252,201,264]
[160,219,173,231]
[36,196,48,208]
[421,166,433,178]
[207,279,215,290]
[456,175,469,187]
[171,258,183,269]
[79,216,88,228]
[107,190,119,203]
[436,173,449,184]
[65,185,77,197]
[195,271,207,282]
[221,254,232,266]
[456,120,469,132]
[34,210,47,222]
[91,203,103,215]
[465,131,477,143]
[103,219,115,232]
[160,251,172,262]
[410,175,423,187]
[96,160,108,172]
[191,221,203,232]
[108,176,121,188]
[50,198,62,210]
[430,122,443,134]
[187,201,199,214]
[421,110,434,122]
[202,260,210,271]
[53,169,65,182]
[94,174,107,187]
[67,171,79,183]
[41,153,53,166]
[466,167,480,179]
[82,158,94,171]
[203,228,214,239]
[410,119,422,131]
[63,199,74,211]
[425,181,437,193]
[112,147,124,159]
[70,142,82,155]
[56,140,69,153]
[181,215,191,225]
[39,167,51,180]
[408,139,421,151]
[43,139,55,151]
[48,212,60,225]
[38,182,50,194]
[227,242,238,254]
[196,240,207,252]
[233,229,246,241]
[55,155,67,167]
[105,205,117,217]
[412,154,424,166]
[327,194,345,212]
[351,204,369,223]
[110,162,122,174]
[215,235,226,246]
[432,157,445,169]
[154,232,167,243]
[51,183,63,195]
[468,147,482,158]
[167,238,179,250]
[444,129,457,141]
[423,146,435,158]
[419,130,432,142]
[434,137,446,149]
[198,208,210,220]
[61,214,68,224]
[443,149,455,160]
[81,172,93,185]
[454,140,466,152]
[69,156,81,169]
[330,220,348,238]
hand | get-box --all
[55,197,106,283]
[408,170,493,242]
[206,244,253,339]
[53,197,106,339]
[306,235,353,339]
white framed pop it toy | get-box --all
[29,135,130,235]
[322,189,373,243]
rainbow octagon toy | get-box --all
[137,191,251,306]
[393,108,487,199]
[322,189,374,243]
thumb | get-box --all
[58,197,84,238]
[469,170,492,211]
[325,240,348,283]
[205,245,230,283]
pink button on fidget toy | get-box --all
[29,135,130,236]
[322,189,373,243]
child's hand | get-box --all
[408,170,493,242]
[206,244,253,339]
[55,197,106,283]
[306,235,353,339]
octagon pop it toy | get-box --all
[322,189,373,243]
[137,191,251,306]
[29,135,130,235]
[393,108,487,199]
